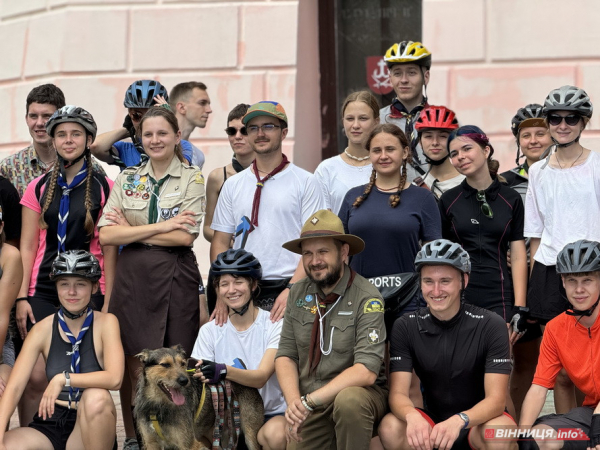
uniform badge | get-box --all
[126,175,134,183]
[305,295,314,303]
[310,305,318,315]
[195,173,205,185]
[134,192,141,199]
[142,193,150,200]
[171,207,180,217]
[296,298,304,308]
[125,190,133,197]
[134,174,141,180]
[364,298,384,314]
[367,328,380,345]
[137,184,145,192]
[161,208,171,220]
[140,176,147,183]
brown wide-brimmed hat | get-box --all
[282,209,365,255]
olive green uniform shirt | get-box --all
[97,156,205,235]
[276,266,387,395]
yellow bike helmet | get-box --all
[384,41,432,69]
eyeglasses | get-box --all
[246,124,281,135]
[547,114,581,126]
[225,126,247,136]
[476,190,494,219]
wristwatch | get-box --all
[457,412,469,429]
[63,371,71,387]
[286,283,294,290]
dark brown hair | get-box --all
[26,84,65,114]
[139,107,186,163]
[227,103,251,125]
[353,124,412,209]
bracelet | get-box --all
[15,297,28,302]
[286,283,294,290]
[305,393,318,409]
[300,395,314,412]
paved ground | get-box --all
[7,390,556,449]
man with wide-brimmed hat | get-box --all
[275,209,388,449]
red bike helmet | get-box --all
[415,105,459,132]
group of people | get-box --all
[0,38,597,450]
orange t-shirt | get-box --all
[533,312,600,407]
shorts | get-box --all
[264,412,285,423]
[417,408,516,450]
[28,403,77,450]
[27,291,105,331]
[527,263,569,323]
[1,334,15,367]
[532,406,593,450]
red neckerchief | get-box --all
[250,154,289,227]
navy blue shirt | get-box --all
[439,178,525,319]
[339,184,441,278]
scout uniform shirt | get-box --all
[98,156,205,235]
[276,265,387,396]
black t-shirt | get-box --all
[390,303,511,421]
[438,178,525,318]
[0,175,21,242]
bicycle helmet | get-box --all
[543,85,593,118]
[50,250,102,282]
[415,106,459,132]
[511,104,546,137]
[556,240,600,275]
[46,106,97,141]
[384,41,432,69]
[415,239,471,274]
[123,80,168,108]
[210,249,262,281]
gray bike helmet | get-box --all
[556,240,600,275]
[46,106,98,141]
[415,239,471,274]
[511,104,545,137]
[50,250,101,282]
[123,80,168,108]
[543,85,593,118]
[210,249,262,280]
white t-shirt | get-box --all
[191,309,286,415]
[524,151,600,265]
[211,163,325,279]
[423,172,465,199]
[314,155,372,214]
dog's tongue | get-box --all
[171,388,186,406]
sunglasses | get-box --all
[547,114,581,126]
[476,190,494,219]
[225,126,247,136]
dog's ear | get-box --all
[136,349,152,365]
[171,344,187,358]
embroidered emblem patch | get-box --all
[296,298,304,308]
[161,208,171,220]
[367,328,380,345]
[195,173,205,184]
[364,298,384,314]
[305,294,314,303]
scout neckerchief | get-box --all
[250,154,289,227]
[56,160,88,253]
[309,269,356,374]
[389,98,428,174]
[232,156,245,173]
[148,174,170,224]
[57,306,93,409]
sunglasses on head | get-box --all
[224,126,247,136]
[547,114,581,126]
[476,190,494,219]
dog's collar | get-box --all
[149,383,207,441]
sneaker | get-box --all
[123,438,139,450]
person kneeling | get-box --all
[0,251,123,450]
[520,240,600,450]
[191,249,287,450]
[379,239,516,450]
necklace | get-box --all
[376,183,401,192]
[344,149,369,162]
[556,147,584,169]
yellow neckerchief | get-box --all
[149,382,207,440]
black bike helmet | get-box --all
[556,240,600,275]
[543,85,593,118]
[123,80,169,108]
[50,250,102,282]
[511,104,545,137]
[46,106,98,141]
[210,249,262,281]
[415,239,471,274]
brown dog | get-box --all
[134,345,264,450]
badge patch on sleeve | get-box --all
[195,173,205,184]
[364,298,384,314]
[367,328,380,345]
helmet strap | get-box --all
[552,134,581,148]
[230,299,252,317]
[58,148,88,170]
[426,153,449,166]
[565,296,600,318]
[60,303,91,320]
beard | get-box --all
[307,261,343,290]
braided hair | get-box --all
[353,123,411,209]
[38,159,61,230]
